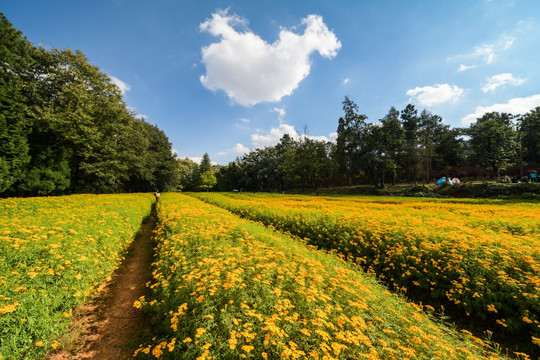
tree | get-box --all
[198,170,217,191]
[433,126,465,170]
[418,110,443,184]
[468,112,517,175]
[295,136,333,189]
[401,104,420,185]
[335,96,368,184]
[0,13,33,193]
[518,107,540,167]
[177,157,199,191]
[379,107,404,185]
[197,153,216,191]
[1,13,180,196]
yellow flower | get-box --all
[196,328,206,338]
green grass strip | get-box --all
[0,193,154,359]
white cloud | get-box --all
[240,118,250,123]
[189,156,203,164]
[273,107,286,122]
[481,73,525,93]
[474,44,496,65]
[406,84,463,107]
[448,35,516,65]
[461,94,540,125]
[251,123,334,149]
[458,64,476,72]
[126,106,147,120]
[343,77,350,85]
[200,10,341,106]
[233,143,250,154]
[329,132,338,142]
[252,123,299,148]
[109,75,131,95]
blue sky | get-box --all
[3,0,540,164]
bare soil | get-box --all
[49,207,156,360]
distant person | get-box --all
[530,171,538,183]
[154,190,160,201]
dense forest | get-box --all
[0,14,178,196]
[1,13,539,196]
[204,97,539,192]
[205,97,539,192]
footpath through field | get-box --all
[49,204,157,360]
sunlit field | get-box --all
[1,192,537,359]
[134,193,511,359]
[191,192,540,358]
[0,194,153,359]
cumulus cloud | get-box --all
[481,73,526,93]
[406,84,463,107]
[461,94,540,125]
[200,10,341,106]
[251,124,299,148]
[233,143,250,154]
[189,156,203,164]
[109,75,131,95]
[251,123,334,148]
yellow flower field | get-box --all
[134,193,510,360]
[0,194,153,359]
[191,192,540,358]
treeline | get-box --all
[203,96,539,192]
[0,14,178,197]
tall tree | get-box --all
[469,112,517,175]
[197,153,216,191]
[0,14,33,193]
[401,104,420,185]
[335,96,368,184]
[418,110,443,184]
[518,107,540,167]
[433,126,466,170]
[177,157,199,191]
[379,107,404,185]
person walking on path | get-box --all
[154,190,160,201]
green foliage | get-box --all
[0,13,32,193]
[0,13,178,196]
[176,157,199,191]
[518,107,540,165]
[468,112,518,174]
[197,170,217,191]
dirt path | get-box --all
[49,206,156,360]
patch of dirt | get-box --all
[49,207,156,360]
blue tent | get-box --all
[436,177,446,185]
